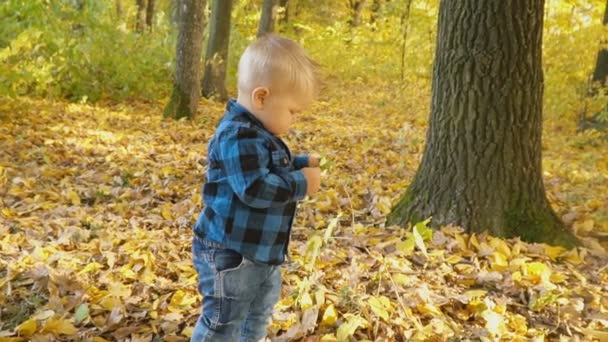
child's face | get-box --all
[254,89,312,135]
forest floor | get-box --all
[1,80,607,341]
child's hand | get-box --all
[301,167,321,195]
[308,154,321,167]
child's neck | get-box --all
[236,94,255,115]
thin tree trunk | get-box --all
[201,0,233,100]
[164,0,206,119]
[136,0,147,33]
[590,0,608,91]
[116,0,124,19]
[146,0,156,31]
[387,0,577,247]
[278,0,289,25]
[399,0,413,81]
[581,0,608,132]
[349,0,366,27]
[370,0,381,24]
[258,0,276,37]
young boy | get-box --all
[191,34,322,342]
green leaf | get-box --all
[74,304,89,324]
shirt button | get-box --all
[283,158,288,165]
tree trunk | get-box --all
[136,0,147,33]
[163,0,206,119]
[258,0,276,37]
[146,0,156,31]
[278,0,289,25]
[581,0,608,133]
[116,0,124,19]
[591,0,608,88]
[370,0,381,24]
[399,0,413,81]
[349,0,366,27]
[201,0,233,100]
[387,0,578,247]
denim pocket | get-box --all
[214,248,244,272]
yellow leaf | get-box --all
[562,248,585,265]
[489,237,512,258]
[93,337,110,342]
[543,245,566,261]
[161,206,173,220]
[305,235,323,271]
[321,334,338,342]
[522,262,552,285]
[393,273,408,286]
[581,219,595,233]
[368,296,389,321]
[396,235,415,255]
[16,319,37,337]
[78,262,104,275]
[445,255,462,264]
[580,328,608,342]
[315,288,326,306]
[169,290,197,312]
[512,271,522,284]
[490,252,509,272]
[550,272,568,283]
[469,234,480,250]
[417,303,443,317]
[1,207,15,218]
[508,314,528,335]
[300,292,313,311]
[181,326,194,337]
[464,290,488,299]
[336,314,368,342]
[41,318,77,336]
[68,190,80,205]
[322,304,338,326]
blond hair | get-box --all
[237,34,320,99]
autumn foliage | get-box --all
[1,0,608,341]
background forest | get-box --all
[1,0,607,341]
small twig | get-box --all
[386,268,424,331]
[341,184,356,226]
[365,248,423,331]
[596,263,608,275]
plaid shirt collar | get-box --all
[225,99,266,131]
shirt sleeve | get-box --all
[293,154,309,169]
[217,126,308,208]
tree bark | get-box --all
[163,0,206,119]
[581,0,608,133]
[387,0,577,247]
[258,0,276,37]
[399,0,413,81]
[136,0,147,33]
[278,0,289,25]
[146,0,156,31]
[591,0,608,88]
[116,0,124,19]
[201,0,233,100]
[348,0,366,27]
[370,0,382,24]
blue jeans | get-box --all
[191,235,282,342]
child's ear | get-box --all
[251,87,270,109]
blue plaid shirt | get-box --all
[194,99,310,265]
